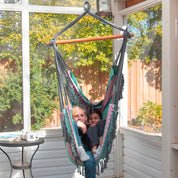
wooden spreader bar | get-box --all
[47,33,134,45]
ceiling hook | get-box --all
[84,1,91,12]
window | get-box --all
[1,0,111,132]
[127,4,162,133]
[0,11,22,132]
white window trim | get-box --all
[119,0,161,16]
[0,3,85,14]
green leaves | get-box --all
[127,4,162,62]
[13,113,23,125]
[29,61,59,130]
[57,15,113,72]
[0,71,22,116]
[135,101,162,133]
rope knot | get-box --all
[125,29,131,39]
[49,38,56,47]
[84,1,91,13]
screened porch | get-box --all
[0,0,177,178]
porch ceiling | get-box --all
[126,0,146,7]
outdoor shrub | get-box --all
[135,101,162,133]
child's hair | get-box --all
[88,109,102,120]
[72,105,87,117]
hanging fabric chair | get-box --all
[48,0,131,171]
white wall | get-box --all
[162,0,178,177]
[120,127,162,178]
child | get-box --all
[72,106,96,178]
[72,106,89,161]
[87,109,105,159]
[72,106,105,160]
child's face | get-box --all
[88,113,100,127]
[73,109,87,123]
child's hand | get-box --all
[89,123,97,127]
[77,121,87,134]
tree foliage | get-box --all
[0,12,23,131]
[134,101,162,133]
[127,4,162,62]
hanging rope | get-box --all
[48,0,133,171]
[48,1,131,48]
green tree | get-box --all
[127,4,162,62]
[0,12,23,131]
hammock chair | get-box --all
[48,0,131,172]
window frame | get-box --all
[118,0,162,132]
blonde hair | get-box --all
[72,105,87,117]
